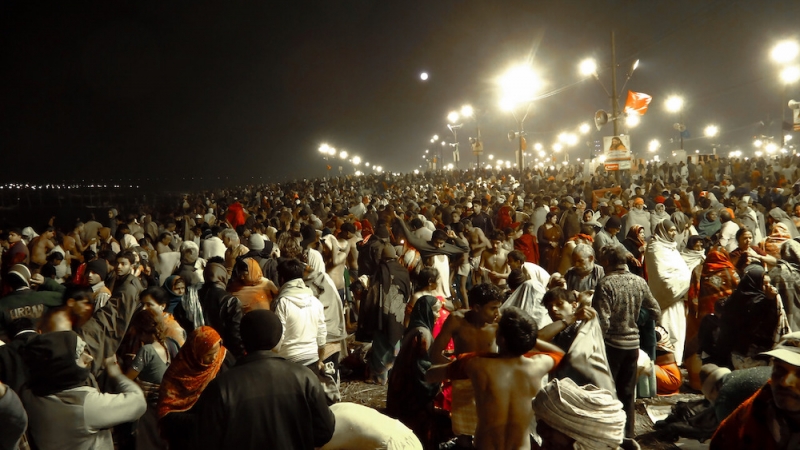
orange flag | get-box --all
[624,91,652,116]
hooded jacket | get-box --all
[272,279,326,365]
[199,263,244,360]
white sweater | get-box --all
[274,279,327,365]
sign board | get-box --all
[603,135,632,171]
[472,140,484,155]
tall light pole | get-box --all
[499,64,541,169]
[447,110,464,168]
[772,40,799,148]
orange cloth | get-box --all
[655,362,682,395]
[157,327,226,419]
[229,258,275,313]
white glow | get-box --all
[579,58,597,76]
[498,64,541,109]
[506,161,512,168]
[447,163,454,170]
[339,151,348,159]
[488,154,494,160]
[754,139,763,148]
[352,156,361,165]
[786,135,793,142]
[598,155,606,163]
[433,135,439,141]
[461,105,474,117]
[780,65,800,84]
[318,143,330,154]
[772,40,800,64]
[632,59,640,71]
[376,166,383,172]
[414,169,419,174]
[704,125,719,138]
[648,139,661,152]
[365,162,370,167]
[579,123,591,134]
[755,151,763,157]
[355,171,362,176]
[665,95,684,113]
[565,133,579,146]
[553,143,563,153]
[766,143,778,153]
[538,150,546,157]
[534,142,543,151]
[497,159,504,165]
[625,114,640,127]
[420,72,429,81]
[448,111,460,123]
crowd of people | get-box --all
[1,155,800,449]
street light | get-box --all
[461,105,474,117]
[648,139,661,152]
[772,40,799,64]
[352,156,361,165]
[781,66,800,84]
[499,64,542,168]
[579,59,597,77]
[704,125,719,138]
[448,111,460,123]
[339,151,348,159]
[625,114,640,128]
[579,123,591,134]
[665,95,685,150]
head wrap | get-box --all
[533,378,625,450]
[157,326,226,418]
[180,241,200,265]
[697,211,721,239]
[240,310,283,352]
[625,225,646,248]
[653,220,677,244]
[22,331,91,396]
[407,295,439,333]
[203,262,229,290]
[655,325,675,353]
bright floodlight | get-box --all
[625,114,641,127]
[318,143,330,154]
[425,149,429,153]
[780,65,800,84]
[704,125,719,138]
[376,166,383,172]
[352,156,361,165]
[461,105,474,117]
[754,139,763,148]
[766,143,778,153]
[497,159,504,165]
[632,59,640,71]
[538,150,546,157]
[579,58,597,76]
[665,96,684,113]
[420,72,429,81]
[433,135,439,141]
[534,142,543,151]
[365,162,370,167]
[786,135,793,142]
[498,64,541,109]
[441,141,446,146]
[448,111,460,123]
[447,163,454,170]
[553,143,563,153]
[755,150,763,157]
[414,169,419,174]
[772,40,799,64]
[488,154,494,160]
[579,123,591,134]
[648,139,661,152]
[558,132,568,143]
[565,133,578,146]
[339,151,348,159]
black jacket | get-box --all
[199,284,244,360]
[195,351,335,450]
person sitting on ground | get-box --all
[426,307,564,450]
[534,377,638,450]
[652,325,683,395]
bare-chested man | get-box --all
[463,218,491,263]
[428,306,563,450]
[428,283,503,446]
[29,226,55,267]
[480,230,510,286]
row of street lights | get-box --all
[318,143,382,176]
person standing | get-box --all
[593,244,661,438]
[194,309,335,450]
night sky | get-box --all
[2,1,799,188]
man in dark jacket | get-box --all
[111,251,144,305]
[199,257,245,359]
[559,196,582,241]
[195,309,335,450]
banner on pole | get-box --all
[603,135,632,171]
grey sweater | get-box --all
[592,269,661,350]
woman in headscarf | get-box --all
[622,225,646,278]
[158,327,227,450]
[227,258,278,313]
[650,203,671,235]
[696,210,721,239]
[768,207,800,238]
[759,222,792,265]
[670,211,696,252]
[163,275,186,314]
[645,220,691,365]
[386,295,442,446]
[717,265,790,369]
[538,212,563,274]
[686,247,739,347]
[768,239,800,332]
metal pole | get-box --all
[518,119,525,169]
[611,30,620,136]
[454,128,459,169]
[782,84,787,148]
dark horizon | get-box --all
[2,0,800,185]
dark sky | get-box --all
[2,0,799,188]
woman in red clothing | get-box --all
[513,222,539,264]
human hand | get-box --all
[574,305,597,322]
[30,274,44,286]
[104,356,122,378]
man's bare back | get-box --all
[430,309,498,364]
[30,235,55,266]
[466,354,555,450]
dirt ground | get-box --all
[339,380,710,449]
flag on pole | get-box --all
[624,91,652,116]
